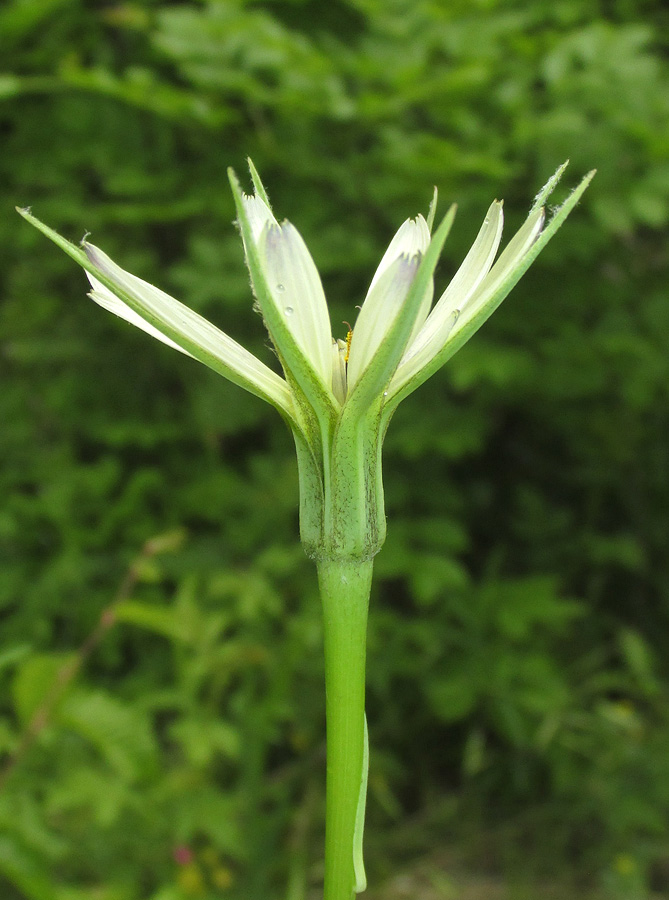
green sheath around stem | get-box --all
[317,557,373,900]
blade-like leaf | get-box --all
[353,714,369,894]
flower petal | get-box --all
[16,208,296,419]
[367,214,430,295]
[241,193,277,243]
[384,165,596,413]
[259,221,333,390]
[88,276,193,357]
[346,254,420,392]
[342,205,456,416]
[392,200,503,387]
[230,167,338,423]
[83,243,295,415]
[451,206,544,340]
[347,215,431,390]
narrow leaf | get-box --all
[353,714,369,894]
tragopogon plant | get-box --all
[18,160,593,900]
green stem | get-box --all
[317,557,373,900]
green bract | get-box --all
[17,161,594,561]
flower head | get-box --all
[18,161,593,558]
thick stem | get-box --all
[317,557,373,900]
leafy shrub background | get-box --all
[1,0,669,898]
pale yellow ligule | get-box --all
[88,277,194,357]
[345,213,432,395]
[84,244,294,414]
[456,205,545,329]
[391,200,504,391]
[260,221,334,389]
[366,214,430,295]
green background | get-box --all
[2,1,669,897]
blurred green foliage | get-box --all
[1,0,669,897]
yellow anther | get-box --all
[343,321,353,364]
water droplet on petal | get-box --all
[276,283,285,292]
[284,306,294,316]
